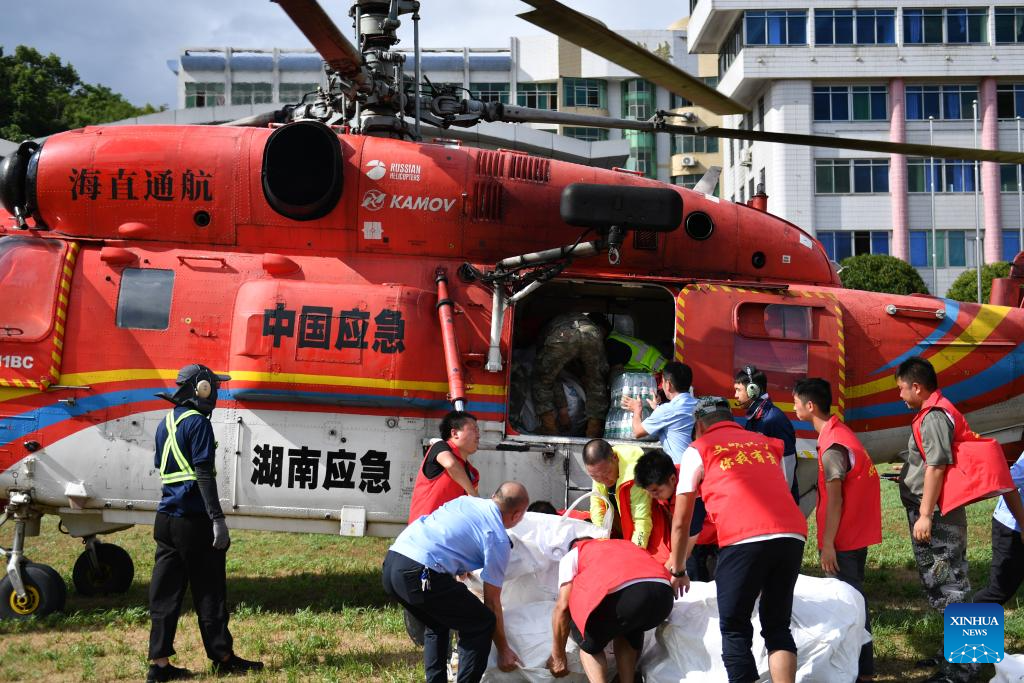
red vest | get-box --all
[815,416,882,551]
[407,441,480,523]
[567,539,671,633]
[616,479,669,558]
[693,421,807,547]
[912,390,1015,515]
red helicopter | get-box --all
[0,0,1022,619]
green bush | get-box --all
[838,254,929,295]
[945,261,1011,302]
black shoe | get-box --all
[212,654,265,676]
[146,663,193,682]
[916,657,940,668]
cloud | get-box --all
[1,0,687,108]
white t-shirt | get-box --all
[558,547,671,593]
[675,446,805,546]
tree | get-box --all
[0,45,160,142]
[945,262,1011,303]
[838,253,929,295]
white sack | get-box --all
[993,653,1024,682]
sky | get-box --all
[0,1,687,109]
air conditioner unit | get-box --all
[680,155,697,167]
[739,149,753,167]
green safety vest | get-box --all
[159,409,203,484]
[607,332,668,373]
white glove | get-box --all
[212,517,230,550]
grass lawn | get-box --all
[0,480,1021,681]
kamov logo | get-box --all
[365,160,387,180]
[361,189,387,211]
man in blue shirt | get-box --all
[147,364,263,682]
[973,451,1024,604]
[733,366,799,502]
[385,482,529,682]
[623,362,697,463]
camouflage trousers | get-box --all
[531,316,609,420]
[905,508,980,682]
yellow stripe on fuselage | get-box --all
[846,304,1011,400]
[53,368,507,397]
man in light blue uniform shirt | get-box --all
[384,481,529,683]
[973,452,1024,604]
[623,362,697,464]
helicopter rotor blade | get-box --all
[272,0,366,88]
[490,105,1024,164]
[517,0,747,115]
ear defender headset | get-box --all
[196,378,213,399]
[743,365,761,401]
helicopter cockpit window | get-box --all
[0,237,65,342]
[116,268,174,330]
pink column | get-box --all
[889,78,909,261]
[980,77,1002,263]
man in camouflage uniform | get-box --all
[532,313,610,438]
[896,357,978,683]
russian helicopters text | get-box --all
[0,0,1023,619]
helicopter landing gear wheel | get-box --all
[0,562,67,619]
[72,541,134,596]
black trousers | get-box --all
[974,518,1024,604]
[715,537,804,683]
[382,551,496,683]
[687,543,719,582]
[148,512,233,662]
[570,581,674,654]
[832,547,874,678]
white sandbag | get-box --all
[993,653,1024,682]
[482,601,590,682]
[641,575,870,683]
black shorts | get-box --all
[570,581,674,654]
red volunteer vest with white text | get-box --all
[815,416,882,551]
[407,441,480,523]
[567,539,671,633]
[694,421,806,547]
[617,479,669,558]
[911,390,1014,514]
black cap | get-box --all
[694,395,731,420]
[176,364,230,385]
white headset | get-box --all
[196,378,213,399]
[743,365,761,401]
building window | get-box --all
[672,135,719,154]
[904,8,987,45]
[815,9,896,45]
[905,85,978,120]
[279,82,319,102]
[720,19,744,75]
[818,230,890,261]
[815,159,889,193]
[625,131,656,178]
[910,230,968,267]
[745,10,807,45]
[562,127,609,141]
[674,174,703,188]
[813,86,887,121]
[1001,164,1024,191]
[622,79,655,120]
[562,78,607,108]
[184,82,225,108]
[909,158,978,192]
[470,82,510,104]
[997,84,1024,119]
[517,83,557,109]
[231,82,272,106]
[996,7,1024,43]
[1004,230,1022,260]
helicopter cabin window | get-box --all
[184,82,225,108]
[507,280,675,440]
[0,237,66,342]
[116,269,174,331]
[734,303,811,390]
